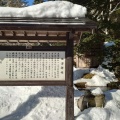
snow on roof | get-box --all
[0,1,87,18]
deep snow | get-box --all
[73,66,117,87]
[0,1,86,18]
[0,1,119,120]
[0,66,120,120]
[0,86,66,120]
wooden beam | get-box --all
[66,32,74,120]
[0,40,66,43]
[0,46,66,51]
[0,24,96,31]
[0,81,66,86]
[0,36,67,40]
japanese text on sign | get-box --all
[0,51,65,81]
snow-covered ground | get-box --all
[0,66,120,120]
[73,66,117,87]
[0,86,66,120]
[0,1,119,120]
[0,1,86,18]
[74,66,120,120]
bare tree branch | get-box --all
[110,2,120,14]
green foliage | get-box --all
[74,32,105,66]
[0,0,28,7]
[34,0,43,4]
[102,39,120,80]
[75,32,104,55]
[76,32,104,52]
[0,0,6,6]
[109,9,120,39]
[67,0,120,79]
[67,0,120,38]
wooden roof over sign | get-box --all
[0,17,97,43]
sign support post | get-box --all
[66,32,74,120]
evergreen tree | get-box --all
[0,0,28,7]
[34,0,44,4]
[66,0,120,36]
[66,0,120,79]
[0,0,7,6]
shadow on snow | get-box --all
[0,86,66,120]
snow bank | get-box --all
[0,67,120,120]
[2,87,120,120]
[0,1,87,18]
[92,87,103,95]
[74,75,110,86]
[74,66,116,87]
[74,68,120,120]
[75,89,120,120]
[90,66,115,81]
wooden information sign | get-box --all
[0,51,65,81]
[0,17,97,120]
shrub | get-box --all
[74,32,105,64]
[82,73,95,79]
[102,39,120,80]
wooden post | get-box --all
[66,31,74,120]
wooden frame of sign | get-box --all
[0,17,97,120]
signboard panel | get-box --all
[0,51,65,81]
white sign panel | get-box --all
[0,51,65,81]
